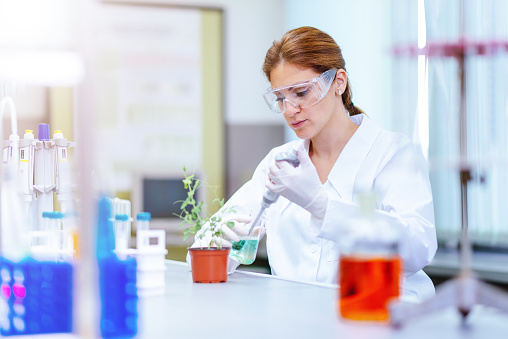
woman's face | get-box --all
[269,63,343,140]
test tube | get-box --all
[37,211,51,248]
[114,214,130,251]
[136,212,151,231]
[43,212,64,260]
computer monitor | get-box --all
[132,172,201,246]
[142,177,189,219]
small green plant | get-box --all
[175,168,235,248]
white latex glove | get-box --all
[249,226,266,239]
[266,143,328,218]
[209,214,251,248]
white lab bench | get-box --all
[136,260,508,339]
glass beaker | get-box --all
[229,219,264,265]
[230,235,260,265]
[338,192,402,322]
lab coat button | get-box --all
[310,245,318,253]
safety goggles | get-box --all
[263,68,337,114]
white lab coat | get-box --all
[190,114,437,300]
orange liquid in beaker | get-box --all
[339,256,401,322]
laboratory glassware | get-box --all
[338,192,402,322]
[47,212,64,259]
[114,214,130,251]
[136,212,151,231]
[230,218,265,265]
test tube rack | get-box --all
[0,257,73,336]
[97,196,138,338]
[98,256,138,338]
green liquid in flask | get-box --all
[230,236,260,265]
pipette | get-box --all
[248,147,300,234]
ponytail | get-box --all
[342,80,364,116]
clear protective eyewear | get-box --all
[263,68,337,114]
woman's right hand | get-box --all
[191,213,266,248]
[210,214,252,247]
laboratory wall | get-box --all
[283,0,394,141]
[96,0,286,180]
[0,87,49,141]
[127,0,288,196]
[102,0,285,125]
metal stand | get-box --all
[390,21,508,327]
[392,156,508,325]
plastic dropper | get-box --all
[248,147,300,234]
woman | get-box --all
[189,26,437,300]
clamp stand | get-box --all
[391,165,508,325]
[390,32,508,326]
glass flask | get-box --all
[229,216,265,265]
[338,192,402,322]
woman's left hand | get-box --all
[266,143,327,217]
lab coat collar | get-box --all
[326,114,381,202]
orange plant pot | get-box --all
[188,247,230,283]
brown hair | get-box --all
[263,26,363,116]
